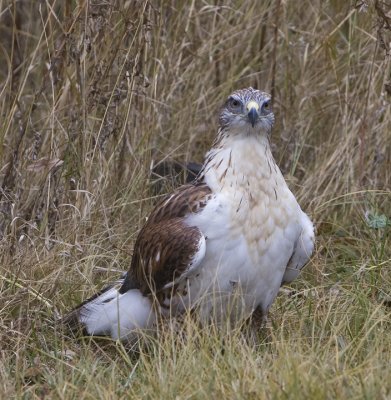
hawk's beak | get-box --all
[246,101,259,128]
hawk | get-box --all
[64,88,315,341]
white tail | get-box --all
[78,287,156,341]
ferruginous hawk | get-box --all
[64,88,315,341]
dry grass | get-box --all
[0,0,390,398]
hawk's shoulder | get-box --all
[120,182,213,295]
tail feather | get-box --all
[63,277,156,341]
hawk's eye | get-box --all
[228,97,241,109]
[263,101,269,109]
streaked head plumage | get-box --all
[219,87,274,135]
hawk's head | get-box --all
[219,88,274,136]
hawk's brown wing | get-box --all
[120,183,212,296]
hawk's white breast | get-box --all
[180,134,313,322]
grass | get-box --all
[0,0,390,398]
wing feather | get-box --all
[282,212,314,284]
[120,183,212,297]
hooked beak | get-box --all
[246,101,259,128]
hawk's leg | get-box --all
[243,305,272,345]
[251,305,268,326]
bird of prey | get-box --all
[64,87,315,341]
